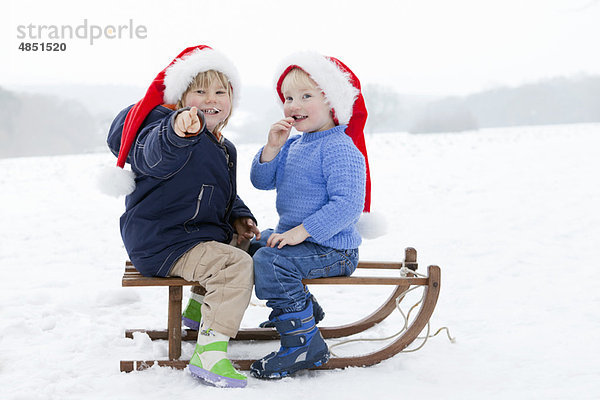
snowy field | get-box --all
[1,123,599,399]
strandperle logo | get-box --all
[16,19,148,45]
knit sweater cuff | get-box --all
[250,147,280,190]
[303,214,333,243]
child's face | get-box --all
[281,75,335,133]
[182,80,231,132]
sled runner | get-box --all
[119,247,441,372]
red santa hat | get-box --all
[99,45,240,196]
[275,51,386,238]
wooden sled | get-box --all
[120,247,441,372]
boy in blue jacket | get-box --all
[105,45,259,388]
[249,52,374,378]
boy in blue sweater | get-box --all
[104,45,259,388]
[249,52,373,378]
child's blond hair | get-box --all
[177,69,233,133]
[281,68,328,103]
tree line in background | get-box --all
[0,87,103,158]
[364,75,600,134]
[1,75,599,158]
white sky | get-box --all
[2,0,600,96]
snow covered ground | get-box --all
[1,123,599,399]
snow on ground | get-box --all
[1,123,599,399]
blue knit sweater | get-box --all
[251,125,366,250]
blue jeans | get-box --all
[252,229,359,314]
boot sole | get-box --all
[182,317,200,330]
[250,351,330,379]
[188,364,247,388]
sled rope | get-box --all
[329,267,454,357]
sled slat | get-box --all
[123,274,427,287]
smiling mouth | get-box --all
[292,115,308,121]
[202,107,221,114]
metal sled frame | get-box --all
[119,247,441,372]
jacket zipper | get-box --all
[217,138,235,217]
[184,185,205,233]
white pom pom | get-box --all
[97,166,136,197]
[357,211,388,239]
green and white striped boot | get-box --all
[182,293,203,330]
[188,327,247,388]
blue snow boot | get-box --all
[250,300,330,379]
[259,293,324,328]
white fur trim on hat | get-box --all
[275,51,359,125]
[163,48,241,106]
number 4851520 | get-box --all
[19,42,67,51]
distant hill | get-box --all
[464,75,600,128]
[406,75,600,133]
[2,75,599,157]
[0,86,106,158]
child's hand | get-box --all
[174,106,203,137]
[233,217,261,244]
[261,117,295,162]
[268,117,295,148]
[267,224,310,249]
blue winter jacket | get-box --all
[107,105,255,277]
